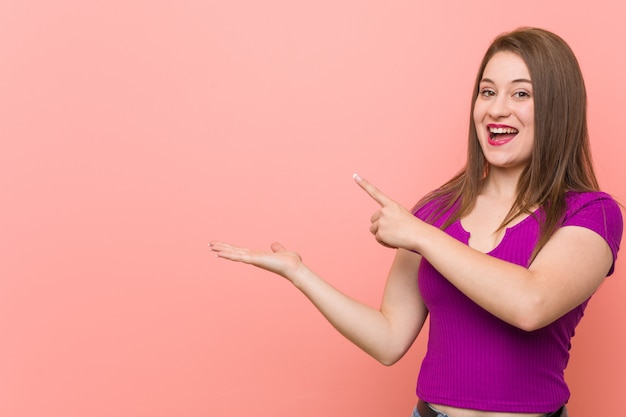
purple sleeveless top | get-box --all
[414,191,622,412]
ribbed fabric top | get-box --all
[414,191,623,413]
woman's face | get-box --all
[473,51,535,173]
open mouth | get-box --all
[488,126,518,143]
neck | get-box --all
[482,166,523,201]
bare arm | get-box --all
[355,175,613,331]
[209,242,427,365]
[412,224,611,331]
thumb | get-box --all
[270,242,287,252]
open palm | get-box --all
[209,241,303,279]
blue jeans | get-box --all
[411,403,449,417]
[411,403,568,417]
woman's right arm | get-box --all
[209,241,428,365]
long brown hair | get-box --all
[415,27,599,261]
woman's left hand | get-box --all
[353,174,424,251]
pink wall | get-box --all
[1,1,624,416]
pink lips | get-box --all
[487,124,518,146]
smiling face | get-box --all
[473,51,534,174]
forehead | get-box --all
[481,51,531,83]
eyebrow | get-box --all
[481,77,533,84]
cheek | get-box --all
[472,103,487,135]
[472,102,484,125]
[520,103,534,126]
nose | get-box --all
[487,95,511,118]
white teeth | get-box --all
[489,127,518,134]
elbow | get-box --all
[377,356,401,367]
[509,298,553,332]
[514,317,546,333]
[374,346,407,366]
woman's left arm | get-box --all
[413,224,611,331]
[355,175,614,331]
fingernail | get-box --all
[353,173,362,182]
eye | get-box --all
[478,88,496,98]
[513,90,531,99]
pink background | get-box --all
[1,1,624,416]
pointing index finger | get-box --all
[353,173,394,207]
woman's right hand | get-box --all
[209,241,304,280]
[210,240,428,364]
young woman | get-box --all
[209,28,622,417]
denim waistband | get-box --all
[411,401,568,417]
